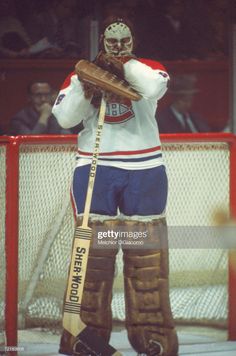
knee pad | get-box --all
[122,218,178,356]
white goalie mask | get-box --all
[103,21,134,56]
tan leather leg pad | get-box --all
[80,219,119,342]
[123,218,178,355]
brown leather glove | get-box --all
[94,51,125,79]
[82,81,102,100]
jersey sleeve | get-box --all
[52,72,94,129]
[123,58,169,100]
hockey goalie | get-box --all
[52,14,178,356]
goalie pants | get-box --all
[71,164,168,216]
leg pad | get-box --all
[123,219,178,355]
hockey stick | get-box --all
[62,94,121,356]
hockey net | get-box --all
[1,133,236,347]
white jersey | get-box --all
[52,57,169,170]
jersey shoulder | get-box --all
[137,58,167,71]
[60,71,76,90]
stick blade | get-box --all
[75,326,122,356]
[63,226,92,336]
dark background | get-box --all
[0,0,234,133]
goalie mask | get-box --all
[103,19,134,56]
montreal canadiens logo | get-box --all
[105,100,134,124]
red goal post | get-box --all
[1,133,236,353]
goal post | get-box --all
[1,133,236,352]
[228,134,236,340]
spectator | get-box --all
[0,0,32,58]
[205,0,229,58]
[8,81,73,135]
[156,74,210,133]
[132,0,217,60]
[0,0,59,58]
[23,0,88,58]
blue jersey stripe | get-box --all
[96,153,162,162]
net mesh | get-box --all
[1,140,230,333]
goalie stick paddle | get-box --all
[62,95,122,356]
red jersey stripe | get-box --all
[78,145,161,156]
